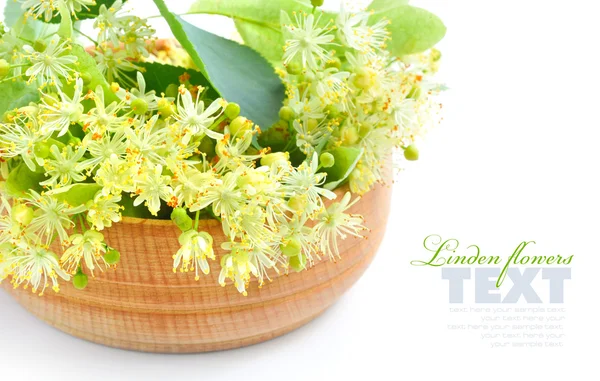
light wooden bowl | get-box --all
[3,177,392,353]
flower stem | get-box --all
[0,74,24,84]
[194,210,200,231]
[77,214,87,234]
[74,27,97,45]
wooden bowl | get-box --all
[2,177,392,353]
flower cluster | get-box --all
[277,6,443,195]
[0,1,442,296]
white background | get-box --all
[1,0,599,379]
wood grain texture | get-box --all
[3,177,392,353]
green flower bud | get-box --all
[165,83,179,98]
[289,253,307,272]
[311,0,324,6]
[307,118,319,132]
[198,135,215,157]
[33,40,46,53]
[224,102,241,119]
[325,56,341,70]
[320,152,335,168]
[0,59,10,79]
[229,116,252,136]
[73,272,89,290]
[324,104,340,118]
[431,48,442,62]
[281,238,302,257]
[403,144,419,161]
[131,98,149,116]
[287,195,308,212]
[104,249,121,265]
[303,71,316,82]
[42,92,60,107]
[33,141,51,158]
[157,98,175,118]
[286,61,302,75]
[341,125,359,145]
[171,207,193,232]
[261,152,289,167]
[353,68,373,90]
[12,204,34,226]
[278,106,295,121]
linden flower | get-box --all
[94,0,131,46]
[0,114,47,171]
[133,164,174,216]
[119,16,155,58]
[190,171,242,217]
[95,48,144,86]
[175,87,224,144]
[287,87,325,120]
[173,230,215,280]
[282,11,335,70]
[82,130,127,170]
[215,130,260,171]
[20,0,56,22]
[21,0,96,22]
[124,115,168,165]
[4,244,70,295]
[40,77,84,137]
[391,96,417,131]
[293,117,331,155]
[169,165,219,209]
[218,242,276,295]
[61,230,107,275]
[336,4,390,54]
[115,71,159,113]
[82,85,128,135]
[276,216,319,265]
[87,192,123,231]
[24,36,77,87]
[348,162,378,196]
[94,154,135,196]
[40,145,89,187]
[281,153,336,216]
[26,190,86,245]
[310,67,351,105]
[314,192,367,260]
[62,0,97,18]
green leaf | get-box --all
[234,19,284,64]
[369,4,446,56]
[3,0,23,28]
[69,44,119,103]
[0,80,40,116]
[189,0,305,29]
[5,163,45,198]
[57,0,73,39]
[133,61,218,99]
[322,146,364,191]
[153,0,285,130]
[53,184,102,206]
[368,0,409,14]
